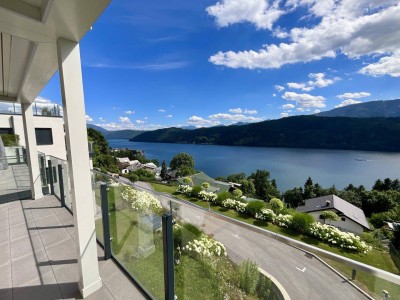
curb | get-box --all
[258,267,291,300]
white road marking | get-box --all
[232,233,240,239]
[296,267,306,272]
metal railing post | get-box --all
[162,213,175,300]
[47,160,54,195]
[101,183,112,260]
[58,164,65,207]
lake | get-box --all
[108,139,400,192]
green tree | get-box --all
[160,160,168,180]
[239,179,256,197]
[87,128,117,173]
[303,177,316,199]
[170,153,195,176]
[41,106,52,116]
[227,172,246,183]
[283,187,304,208]
[320,211,340,224]
[248,170,279,200]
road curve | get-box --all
[133,182,368,300]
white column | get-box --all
[57,38,102,298]
[21,103,43,199]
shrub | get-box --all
[198,190,217,202]
[184,234,227,257]
[216,191,232,205]
[238,259,259,295]
[255,208,276,222]
[290,212,315,234]
[183,177,191,184]
[245,201,267,217]
[256,274,271,299]
[232,189,243,198]
[202,182,210,189]
[269,198,284,214]
[173,223,203,248]
[191,185,203,197]
[176,184,192,194]
[275,214,293,228]
[320,211,340,223]
[0,134,19,146]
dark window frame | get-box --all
[35,128,53,145]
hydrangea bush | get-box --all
[184,234,227,257]
[221,198,248,213]
[275,214,293,228]
[177,184,193,195]
[309,222,372,253]
[255,208,276,222]
[198,190,217,202]
[121,186,162,214]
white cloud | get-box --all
[280,112,289,118]
[124,110,135,114]
[359,53,400,77]
[166,114,173,118]
[229,108,242,113]
[99,117,105,122]
[282,104,295,109]
[334,99,362,108]
[337,92,371,99]
[209,113,263,122]
[314,109,321,114]
[244,109,257,114]
[282,92,326,108]
[158,109,166,112]
[206,0,285,30]
[119,116,131,123]
[97,122,163,131]
[297,107,305,112]
[86,115,93,122]
[287,73,340,91]
[208,2,400,73]
[136,120,145,124]
[272,93,277,97]
[188,116,212,125]
[274,84,285,92]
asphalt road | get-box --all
[132,181,368,300]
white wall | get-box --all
[309,210,364,234]
[0,114,66,160]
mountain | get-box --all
[87,124,108,134]
[131,116,400,152]
[86,124,144,139]
[317,99,400,117]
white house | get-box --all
[142,162,158,173]
[297,195,370,234]
[116,157,130,164]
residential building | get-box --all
[297,195,370,234]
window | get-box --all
[35,128,53,145]
[0,128,14,135]
[341,217,346,221]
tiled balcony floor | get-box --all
[0,195,148,300]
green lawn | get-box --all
[95,184,270,300]
[150,183,400,276]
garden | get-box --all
[94,181,279,300]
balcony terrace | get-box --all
[0,195,146,300]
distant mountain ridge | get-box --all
[131,116,400,152]
[317,99,400,117]
[87,124,144,139]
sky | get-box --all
[35,0,400,130]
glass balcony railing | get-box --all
[40,160,399,300]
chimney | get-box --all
[326,200,330,207]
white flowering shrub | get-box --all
[176,184,193,195]
[221,199,248,213]
[121,186,162,215]
[309,222,372,253]
[184,234,227,257]
[275,214,293,228]
[255,208,276,222]
[198,190,217,202]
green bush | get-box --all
[128,173,139,182]
[191,185,203,198]
[202,182,210,189]
[0,134,19,146]
[232,189,243,198]
[238,259,259,295]
[269,198,284,214]
[246,201,267,217]
[173,223,203,248]
[256,274,271,299]
[369,212,390,228]
[215,191,232,205]
[290,212,315,234]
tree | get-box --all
[303,177,316,199]
[283,187,304,208]
[160,160,168,180]
[239,179,256,197]
[41,106,52,116]
[87,128,117,173]
[320,211,340,224]
[248,170,279,200]
[170,153,195,176]
[227,172,246,183]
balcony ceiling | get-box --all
[0,0,111,104]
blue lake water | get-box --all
[108,139,400,192]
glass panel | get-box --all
[92,171,104,245]
[104,175,165,299]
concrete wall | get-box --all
[0,114,66,160]
[309,210,364,234]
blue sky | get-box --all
[37,0,400,130]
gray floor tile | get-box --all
[0,263,12,289]
[9,223,29,242]
[0,288,12,300]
